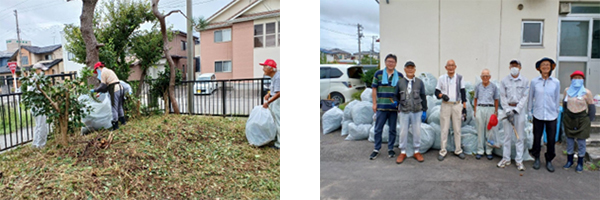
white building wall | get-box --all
[253,17,281,78]
[60,31,86,74]
[380,0,559,84]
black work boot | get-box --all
[112,120,119,131]
[119,116,127,126]
[546,161,555,172]
[533,157,540,170]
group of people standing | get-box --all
[370,54,596,173]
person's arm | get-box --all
[525,80,534,115]
[263,92,280,108]
[493,85,499,115]
[586,90,596,121]
[435,75,443,99]
[473,98,477,117]
[420,81,427,111]
[435,89,442,99]
[499,79,510,113]
[460,88,466,106]
[555,80,561,111]
[94,83,108,93]
[372,72,379,112]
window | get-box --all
[329,68,343,78]
[215,61,232,72]
[45,54,52,60]
[254,24,264,48]
[214,29,231,43]
[320,67,329,79]
[255,22,280,48]
[181,41,187,51]
[560,21,589,56]
[68,52,75,61]
[593,20,600,59]
[21,56,28,65]
[522,21,543,46]
[571,3,600,14]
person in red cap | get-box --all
[91,61,124,131]
[561,70,595,173]
[260,58,280,149]
[473,68,499,160]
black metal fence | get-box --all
[136,78,269,117]
[1,73,76,151]
[1,75,268,152]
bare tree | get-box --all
[151,0,189,114]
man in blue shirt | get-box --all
[370,54,404,160]
[527,57,561,172]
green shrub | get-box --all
[351,89,364,101]
[360,68,378,88]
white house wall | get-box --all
[380,0,560,83]
[61,31,86,74]
[246,0,280,13]
[254,47,280,78]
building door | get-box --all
[558,4,600,96]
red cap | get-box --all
[93,62,104,73]
[487,114,498,130]
[570,70,585,79]
[259,59,277,68]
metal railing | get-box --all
[1,75,268,152]
[1,73,76,151]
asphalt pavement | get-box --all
[320,113,600,199]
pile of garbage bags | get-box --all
[321,75,535,160]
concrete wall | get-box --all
[380,0,559,83]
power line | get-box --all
[320,19,355,27]
[320,27,355,37]
[0,0,31,15]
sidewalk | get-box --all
[320,115,600,199]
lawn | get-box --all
[0,115,280,199]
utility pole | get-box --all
[370,36,376,65]
[357,23,363,63]
[14,10,22,93]
[186,0,194,114]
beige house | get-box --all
[379,0,600,95]
[198,0,280,80]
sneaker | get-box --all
[388,150,396,158]
[486,154,493,160]
[476,154,482,160]
[456,153,466,160]
[517,162,525,171]
[437,155,445,161]
[497,160,511,168]
[370,151,379,160]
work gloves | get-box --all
[442,94,450,102]
[461,108,467,122]
[90,89,95,93]
[506,110,517,122]
[421,111,427,123]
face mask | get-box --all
[572,79,583,88]
[510,67,519,76]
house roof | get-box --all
[327,48,352,55]
[0,58,63,74]
[228,0,264,21]
[354,51,379,55]
[203,10,280,30]
[22,44,61,54]
[206,0,241,23]
[173,30,199,40]
[0,50,15,58]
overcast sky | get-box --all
[0,0,231,51]
[320,0,379,54]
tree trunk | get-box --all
[163,90,169,115]
[135,68,147,97]
[151,0,180,114]
[80,0,100,85]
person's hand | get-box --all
[442,94,450,101]
[264,94,270,101]
[90,89,95,93]
[372,104,377,113]
[263,102,269,109]
[462,108,467,122]
[506,110,515,122]
[421,111,427,123]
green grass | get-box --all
[0,103,34,135]
[0,115,280,199]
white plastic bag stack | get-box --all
[360,88,373,103]
[245,106,277,146]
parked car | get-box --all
[194,73,217,95]
[320,64,366,103]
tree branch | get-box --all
[36,83,59,112]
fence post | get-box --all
[222,81,226,117]
[260,78,264,105]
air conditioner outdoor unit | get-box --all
[560,3,571,14]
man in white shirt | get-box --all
[435,59,467,161]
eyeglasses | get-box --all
[481,75,491,78]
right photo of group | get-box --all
[320,0,600,199]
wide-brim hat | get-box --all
[535,57,556,70]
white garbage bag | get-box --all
[360,88,373,102]
[426,105,441,125]
[426,95,440,113]
[245,106,277,146]
[419,72,438,96]
[368,123,398,143]
[351,101,375,125]
[32,113,48,148]
[343,100,359,121]
[322,107,343,134]
[492,128,535,161]
[341,120,352,136]
[345,122,371,141]
[79,94,113,135]
[461,132,478,155]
